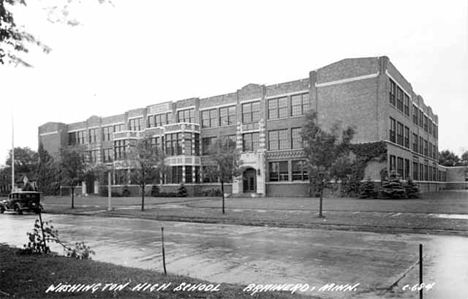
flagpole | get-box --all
[11,109,15,192]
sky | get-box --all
[1,0,467,165]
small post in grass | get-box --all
[419,243,423,299]
[107,170,112,211]
[161,227,167,275]
[38,211,48,253]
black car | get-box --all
[0,191,43,214]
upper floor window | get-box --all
[89,150,100,163]
[404,94,410,116]
[201,109,217,128]
[268,129,288,150]
[68,130,86,145]
[202,136,216,155]
[103,148,113,163]
[88,128,98,143]
[165,133,182,156]
[419,136,424,155]
[129,118,143,131]
[177,109,195,123]
[389,117,396,143]
[412,105,418,125]
[404,126,410,148]
[419,109,424,127]
[219,106,236,126]
[184,133,192,155]
[114,123,125,133]
[291,93,310,117]
[396,122,404,146]
[114,140,127,160]
[423,115,428,132]
[291,128,302,149]
[389,79,396,106]
[243,132,259,152]
[396,87,404,112]
[412,133,418,153]
[268,97,287,120]
[242,101,260,124]
[428,120,433,135]
[150,136,163,149]
[103,126,113,141]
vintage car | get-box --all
[0,191,43,214]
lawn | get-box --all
[0,244,312,299]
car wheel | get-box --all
[0,206,5,214]
[15,203,23,215]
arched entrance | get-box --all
[243,168,256,193]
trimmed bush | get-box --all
[404,178,420,199]
[151,185,160,197]
[121,185,131,197]
[359,177,377,199]
[381,171,406,199]
[177,184,188,197]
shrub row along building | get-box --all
[38,56,450,197]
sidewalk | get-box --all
[40,191,468,236]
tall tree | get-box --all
[460,151,468,166]
[128,137,166,211]
[300,110,355,217]
[439,150,461,167]
[205,137,242,214]
[60,146,87,209]
[5,146,38,174]
[35,142,60,195]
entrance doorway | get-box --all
[85,173,95,194]
[243,168,256,193]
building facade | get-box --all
[38,56,446,196]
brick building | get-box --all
[38,56,446,196]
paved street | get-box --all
[1,213,468,299]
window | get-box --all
[389,155,396,172]
[424,163,428,181]
[194,133,200,156]
[89,150,99,163]
[424,140,428,156]
[165,133,183,156]
[268,129,288,150]
[147,115,154,128]
[202,166,217,183]
[219,106,236,126]
[404,159,410,179]
[291,93,310,116]
[389,118,396,143]
[269,161,288,181]
[167,166,183,184]
[434,124,438,139]
[185,166,193,183]
[292,161,308,181]
[397,157,404,178]
[428,142,433,159]
[103,148,113,163]
[68,132,77,146]
[89,128,98,143]
[114,123,125,133]
[420,163,424,181]
[428,166,433,182]
[77,131,86,144]
[396,122,404,145]
[115,169,128,185]
[389,79,396,106]
[243,132,259,152]
[184,133,192,155]
[428,120,433,135]
[268,97,288,120]
[202,137,216,155]
[433,144,437,160]
[396,87,404,111]
[404,126,410,148]
[150,136,163,148]
[413,161,419,180]
[291,128,302,149]
[129,118,143,131]
[177,109,195,123]
[404,94,410,116]
[114,140,127,160]
[412,104,418,125]
[195,166,200,183]
[433,163,437,181]
[103,126,113,141]
[423,115,428,132]
[201,109,218,128]
[419,109,424,127]
[413,133,418,153]
[242,101,260,124]
[419,136,424,155]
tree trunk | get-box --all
[221,180,225,214]
[141,183,145,211]
[71,186,75,209]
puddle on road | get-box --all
[429,214,468,220]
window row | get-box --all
[389,118,438,160]
[201,106,237,128]
[389,79,410,116]
[389,155,443,182]
[268,160,308,182]
[412,105,438,138]
[268,93,310,120]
